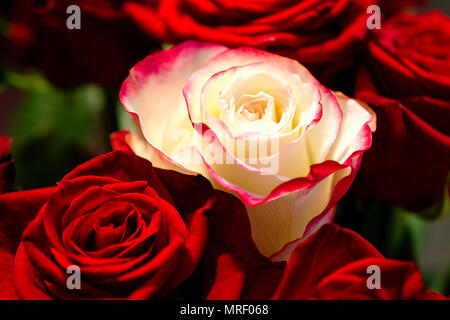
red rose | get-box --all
[6,0,159,87]
[123,0,370,87]
[353,11,450,210]
[0,136,14,194]
[0,151,267,299]
[244,224,445,300]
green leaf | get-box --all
[7,71,108,189]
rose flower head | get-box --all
[115,41,376,258]
[10,151,266,299]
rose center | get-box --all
[235,91,277,123]
[219,72,295,134]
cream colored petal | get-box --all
[248,165,352,257]
[120,41,227,157]
[122,131,195,175]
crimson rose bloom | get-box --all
[0,151,267,299]
[123,0,370,87]
[244,224,445,300]
[0,136,14,194]
[353,11,450,210]
[6,0,156,87]
[4,0,425,88]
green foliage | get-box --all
[3,71,110,189]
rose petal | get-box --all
[0,136,14,194]
[120,41,227,170]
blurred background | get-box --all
[0,1,449,295]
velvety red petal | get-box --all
[311,258,446,300]
[63,151,175,205]
[268,224,446,300]
[199,244,246,300]
[0,187,55,253]
[272,224,382,299]
[0,136,14,194]
[354,65,449,210]
[0,247,18,299]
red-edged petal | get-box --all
[120,41,227,171]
